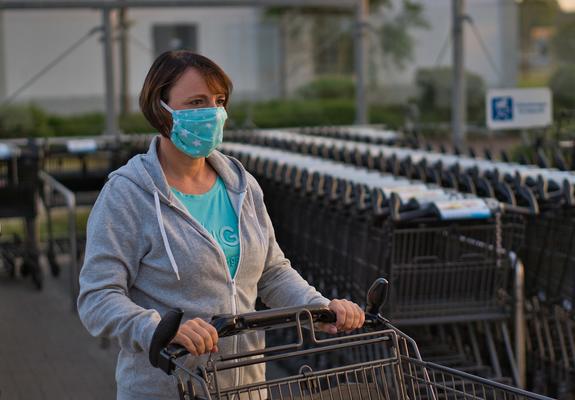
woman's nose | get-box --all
[207,98,218,108]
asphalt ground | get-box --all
[0,258,117,400]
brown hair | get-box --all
[139,51,233,137]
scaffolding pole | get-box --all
[354,0,369,125]
[452,0,466,149]
[102,8,120,137]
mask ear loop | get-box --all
[160,100,174,113]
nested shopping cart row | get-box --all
[220,142,529,387]
[225,127,575,389]
[0,135,150,296]
[226,129,575,304]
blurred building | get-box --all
[0,6,283,114]
[0,0,520,114]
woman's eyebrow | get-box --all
[184,94,209,101]
[184,94,226,101]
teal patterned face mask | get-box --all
[161,100,228,158]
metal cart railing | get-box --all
[148,279,549,400]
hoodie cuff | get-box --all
[141,310,162,354]
[313,296,331,308]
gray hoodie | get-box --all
[77,136,330,399]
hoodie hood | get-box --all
[110,136,248,205]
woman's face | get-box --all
[167,67,226,111]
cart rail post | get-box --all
[510,251,526,389]
[39,170,78,310]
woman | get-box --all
[77,51,364,400]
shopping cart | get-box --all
[0,140,43,289]
[149,279,550,400]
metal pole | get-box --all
[102,8,119,137]
[513,254,526,388]
[119,7,130,116]
[0,12,6,101]
[451,0,466,148]
[354,0,369,125]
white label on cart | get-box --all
[396,189,447,204]
[67,139,98,154]
[434,199,492,220]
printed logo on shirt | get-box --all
[219,226,239,247]
[228,255,239,270]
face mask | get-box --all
[161,100,228,158]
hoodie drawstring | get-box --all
[154,190,181,280]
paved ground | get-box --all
[0,259,118,400]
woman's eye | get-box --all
[216,98,226,105]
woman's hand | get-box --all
[321,299,365,334]
[171,318,219,356]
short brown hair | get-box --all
[139,51,233,137]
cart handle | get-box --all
[149,278,389,374]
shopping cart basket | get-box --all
[149,279,550,400]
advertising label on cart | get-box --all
[434,199,492,220]
[486,88,552,130]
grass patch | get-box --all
[1,208,91,242]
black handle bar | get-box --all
[149,278,389,374]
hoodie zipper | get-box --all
[164,189,246,388]
[232,191,246,388]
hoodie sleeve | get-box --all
[77,177,161,354]
[247,174,331,309]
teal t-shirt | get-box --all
[171,177,241,278]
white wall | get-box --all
[1,7,264,114]
[374,0,518,102]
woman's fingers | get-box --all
[328,299,365,332]
[172,332,198,356]
[197,319,219,348]
[171,318,219,355]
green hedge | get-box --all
[0,100,405,138]
[415,67,486,124]
[549,65,575,111]
[295,75,356,100]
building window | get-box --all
[152,24,198,57]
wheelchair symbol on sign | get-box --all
[492,97,513,121]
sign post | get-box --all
[486,88,553,131]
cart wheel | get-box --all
[48,251,60,277]
[8,259,16,278]
[22,254,43,290]
[20,258,31,277]
[2,255,16,278]
[31,267,43,290]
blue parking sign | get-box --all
[487,88,552,130]
[492,97,513,121]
